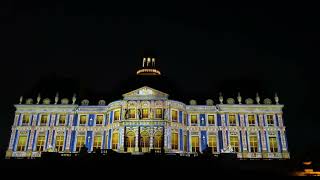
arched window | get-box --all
[126,131,135,153]
[153,132,163,151]
[112,132,119,150]
[140,131,150,152]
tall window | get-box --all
[112,132,119,150]
[230,135,239,152]
[183,113,187,125]
[248,115,256,126]
[191,115,198,125]
[208,135,217,153]
[22,114,30,125]
[154,132,162,149]
[191,136,199,152]
[96,115,103,125]
[17,135,27,151]
[249,135,258,153]
[36,135,45,152]
[172,110,178,122]
[155,108,163,119]
[129,109,136,119]
[79,115,87,125]
[40,115,48,126]
[208,115,215,125]
[126,132,135,153]
[55,135,64,152]
[267,115,274,126]
[140,132,150,152]
[114,110,120,121]
[269,137,278,153]
[59,114,66,125]
[93,135,102,150]
[142,109,149,119]
[184,135,188,152]
[229,115,237,126]
[171,132,178,150]
[76,135,85,152]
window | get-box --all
[208,135,217,153]
[191,115,198,125]
[114,110,120,121]
[172,110,178,122]
[155,108,163,119]
[269,137,278,153]
[36,135,45,152]
[40,115,48,126]
[191,136,199,152]
[142,109,149,119]
[17,135,27,151]
[79,115,87,125]
[184,135,188,152]
[171,132,178,150]
[55,135,64,152]
[208,115,215,125]
[230,135,239,152]
[140,132,150,152]
[248,115,256,126]
[249,135,258,153]
[22,114,30,125]
[93,135,102,150]
[154,132,162,149]
[229,115,237,126]
[267,115,274,126]
[129,109,136,119]
[59,115,66,125]
[183,113,187,125]
[96,115,103,125]
[112,132,118,150]
[76,135,85,152]
[126,132,135,153]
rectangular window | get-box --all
[59,115,66,125]
[249,135,258,153]
[96,115,103,125]
[36,135,45,152]
[129,109,136,119]
[93,135,102,151]
[76,135,86,152]
[229,115,237,126]
[191,136,199,152]
[79,115,87,125]
[208,115,215,125]
[142,109,149,119]
[172,110,178,122]
[208,135,217,153]
[55,135,64,152]
[171,132,178,150]
[248,115,256,126]
[230,135,239,152]
[191,115,198,125]
[17,135,27,151]
[40,115,48,126]
[269,137,278,153]
[267,115,274,126]
[22,114,30,125]
[112,133,119,150]
[184,135,187,152]
[183,113,187,125]
[155,108,163,119]
[114,110,120,121]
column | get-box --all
[65,128,72,152]
[239,114,248,158]
[119,127,124,152]
[149,128,154,149]
[134,128,139,152]
[221,114,228,149]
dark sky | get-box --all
[1,2,319,159]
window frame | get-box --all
[40,114,48,126]
[36,135,46,152]
[249,135,258,153]
[79,115,88,126]
[229,135,239,152]
[248,115,256,126]
[155,108,163,119]
[171,110,178,122]
[208,114,215,126]
[17,134,27,151]
[58,114,66,126]
[269,136,278,153]
[55,135,64,152]
[191,114,198,125]
[171,132,178,150]
[228,114,237,126]
[95,114,104,125]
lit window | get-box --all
[230,135,239,152]
[267,115,274,126]
[248,115,256,126]
[17,135,27,151]
[142,109,149,119]
[208,115,215,125]
[208,135,217,153]
[36,135,45,152]
[22,114,30,125]
[55,135,64,152]
[140,132,150,153]
[191,115,198,125]
[154,132,162,149]
[79,115,87,125]
[249,135,258,153]
[96,115,103,125]
[172,110,178,122]
[129,109,136,119]
[114,110,120,121]
[155,108,163,119]
[126,132,135,153]
[76,135,85,152]
[40,115,48,126]
[191,136,199,152]
[112,132,119,150]
[184,135,188,152]
[229,115,237,126]
[59,115,66,125]
[171,132,178,150]
[93,135,102,151]
[269,137,278,153]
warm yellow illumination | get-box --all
[136,69,161,76]
[55,135,64,152]
[171,132,178,150]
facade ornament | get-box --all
[264,98,272,105]
[98,100,106,106]
[206,99,214,106]
[275,93,279,104]
[72,94,77,105]
[81,99,89,106]
[19,96,23,104]
[237,92,242,104]
[256,93,260,104]
[26,98,33,105]
[55,92,59,105]
[43,98,51,105]
[37,93,41,104]
[61,98,69,105]
[190,100,197,105]
[219,92,223,104]
[227,98,235,104]
[245,98,254,105]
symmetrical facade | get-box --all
[6,86,290,159]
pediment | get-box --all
[123,86,169,100]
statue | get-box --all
[19,96,23,104]
[55,92,59,105]
[72,93,76,104]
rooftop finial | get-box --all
[275,93,279,104]
[219,92,223,104]
[55,92,59,105]
[237,92,242,104]
[37,93,41,104]
[72,93,77,105]
[256,92,260,104]
[19,96,23,104]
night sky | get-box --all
[1,2,319,159]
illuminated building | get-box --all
[5,57,290,159]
